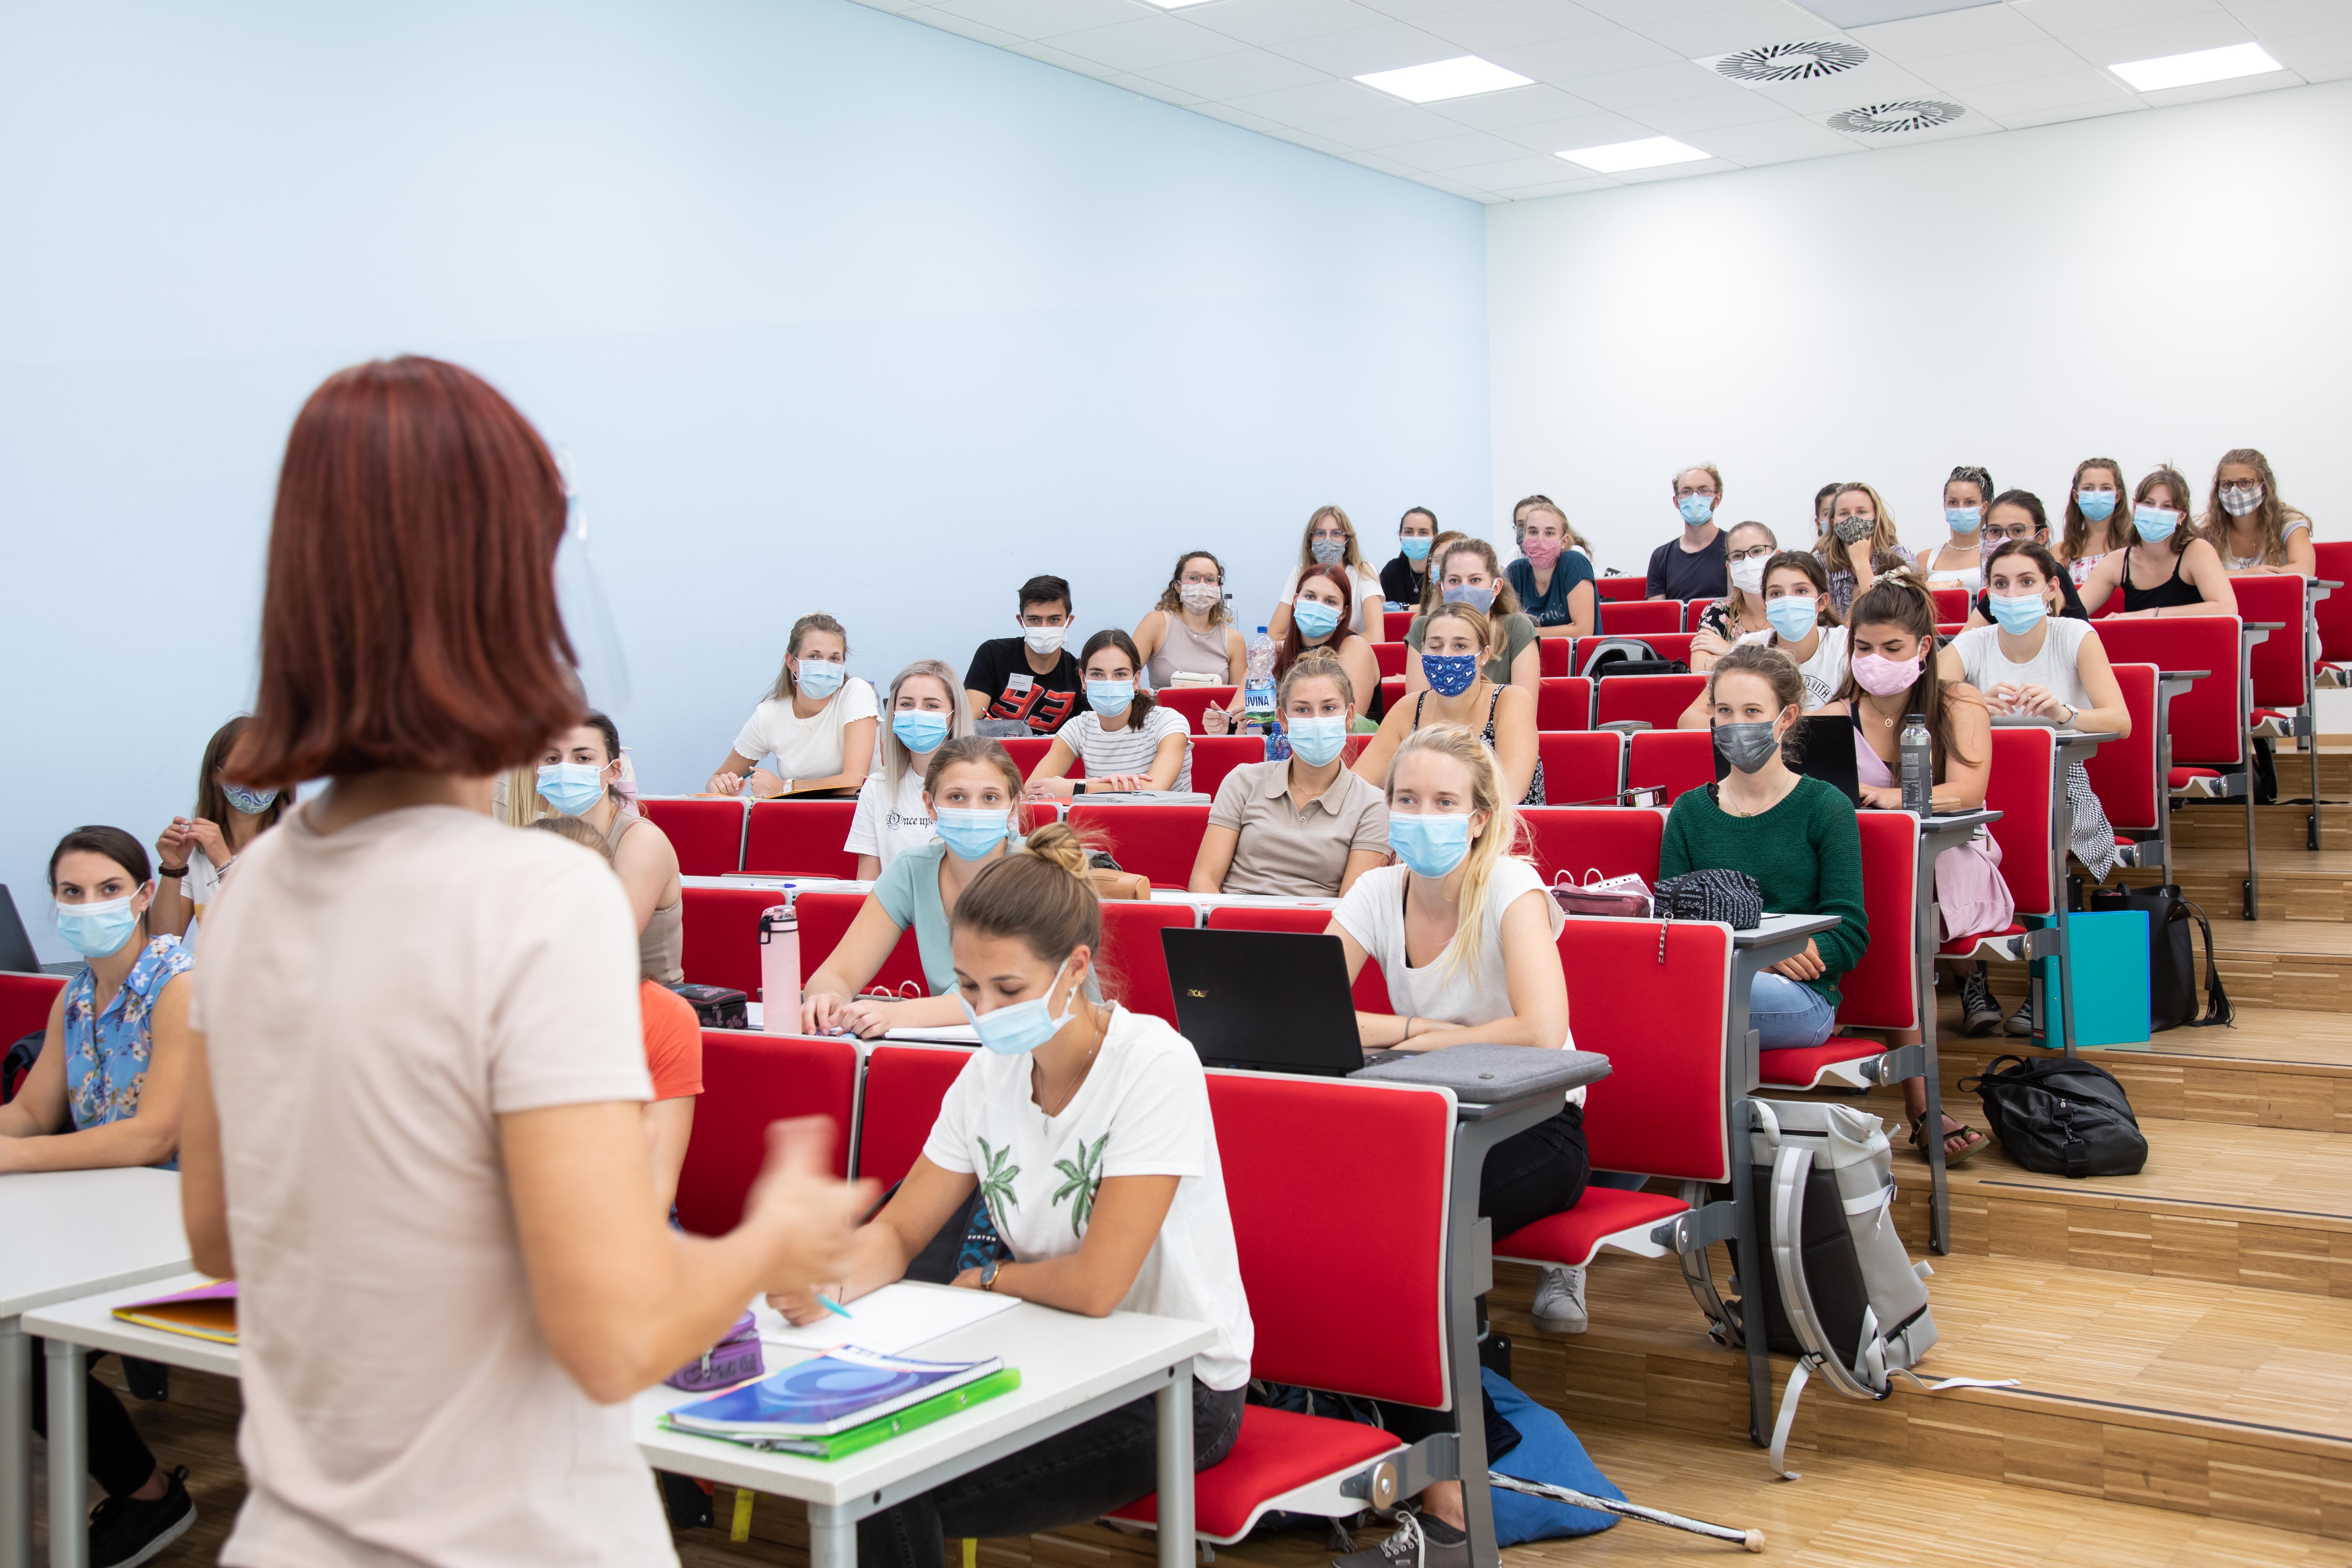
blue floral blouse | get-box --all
[63,935,192,1160]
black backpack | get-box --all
[1582,638,1688,679]
[1957,1054,2147,1178]
[2082,883,2231,1032]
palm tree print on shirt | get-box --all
[1052,1135,1109,1236]
[976,1137,1021,1233]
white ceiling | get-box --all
[847,0,2350,201]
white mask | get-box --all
[1021,622,1067,656]
[1177,581,1222,614]
[1728,556,1767,594]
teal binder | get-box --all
[2032,910,2149,1050]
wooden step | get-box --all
[2110,847,2352,926]
[2171,801,2347,853]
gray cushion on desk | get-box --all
[1354,1044,1611,1101]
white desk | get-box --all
[0,1170,191,1568]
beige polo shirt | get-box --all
[1208,758,1391,897]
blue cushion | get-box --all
[1482,1370,1624,1543]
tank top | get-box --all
[2119,547,2204,613]
[606,809,685,984]
[1411,686,1546,806]
[1145,614,1231,688]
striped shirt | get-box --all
[1064,705,1192,790]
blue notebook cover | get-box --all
[669,1346,1000,1437]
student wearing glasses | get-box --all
[1133,550,1246,691]
[1270,505,1383,642]
[1646,464,1730,601]
[1689,522,1779,666]
[1961,492,2088,626]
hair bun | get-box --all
[1021,819,1094,881]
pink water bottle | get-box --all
[759,903,800,1033]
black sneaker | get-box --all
[2004,998,2036,1038]
[90,1465,195,1568]
[1958,967,2001,1036]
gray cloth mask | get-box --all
[1310,539,1347,566]
[1832,516,1876,545]
[1713,721,1783,774]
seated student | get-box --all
[1679,550,1850,725]
[707,612,880,798]
[529,816,702,1213]
[2204,448,2315,575]
[1132,550,1246,692]
[539,712,684,984]
[966,575,1089,736]
[2077,479,2238,620]
[1380,506,1440,607]
[1270,505,1384,643]
[2057,456,2130,587]
[800,738,1029,1038]
[1663,646,1869,1056]
[1506,498,1596,639]
[1024,631,1192,798]
[1687,521,1779,666]
[1921,465,1995,593]
[1816,482,1917,617]
[2,827,197,1564]
[151,715,293,941]
[1191,653,1389,897]
[1648,464,1729,601]
[1962,491,2089,625]
[1810,482,1839,542]
[1359,604,1541,806]
[1403,539,1540,696]
[1324,726,1589,1564]
[1516,493,1596,565]
[1819,573,1997,1164]
[1228,563,1380,735]
[850,660,973,878]
[772,824,1253,1568]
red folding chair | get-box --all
[1598,599,1681,636]
[1188,737,1264,799]
[1099,901,1196,1024]
[1202,905,1391,1013]
[743,800,861,878]
[1572,632,1696,674]
[1067,804,1210,889]
[1537,639,1571,677]
[679,886,782,994]
[1594,674,1708,733]
[1624,729,1712,804]
[1534,676,1592,731]
[2313,541,2352,674]
[1517,806,1663,888]
[1759,810,1919,1090]
[1155,687,1237,732]
[638,798,746,876]
[1373,642,1408,679]
[2081,663,2163,870]
[999,736,1082,780]
[1930,587,1968,624]
[1536,733,1622,806]
[1683,599,1722,633]
[795,889,926,999]
[1,973,65,1101]
[2095,616,2253,915]
[674,1032,859,1233]
[2235,573,2327,850]
[855,1043,972,1187]
[1595,577,1648,603]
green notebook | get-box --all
[666,1367,1022,1461]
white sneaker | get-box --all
[1531,1265,1587,1333]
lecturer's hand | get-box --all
[740,1119,876,1303]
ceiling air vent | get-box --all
[1828,99,1965,133]
[1713,40,1870,83]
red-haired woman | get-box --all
[178,358,873,1565]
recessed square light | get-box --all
[1557,137,1710,174]
[1354,56,1533,104]
[2110,41,2282,93]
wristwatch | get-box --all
[2060,704,2078,726]
[980,1258,1003,1292]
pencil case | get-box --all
[666,1313,764,1393]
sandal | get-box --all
[1909,1112,1989,1168]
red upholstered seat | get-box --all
[2237,575,2311,726]
[1494,1187,1686,1267]
[1188,736,1264,799]
[1683,599,1720,633]
[638,799,745,876]
[1563,918,1731,1185]
[2170,766,2224,790]
[1760,1037,1890,1090]
[1379,675,1404,714]
[1535,676,1592,731]
[1109,1407,1406,1540]
[2083,663,2161,835]
[998,736,1079,778]
[743,800,860,878]
[1835,811,1919,1033]
[1101,901,1196,1024]
[1573,632,1695,675]
[1067,804,1209,889]
[0,972,65,1049]
[1624,729,1711,803]
[1538,639,1570,677]
[856,1044,971,1188]
[1940,921,2026,958]
[1383,609,1415,642]
[1203,904,1391,1013]
[674,1032,858,1234]
[1595,674,1707,733]
[1594,577,1649,603]
[1155,687,1237,731]
[795,890,925,998]
[1598,599,1681,636]
[1930,587,1968,624]
[1374,642,1408,678]
[1518,807,1662,888]
[1985,727,2057,920]
[1536,732,1619,806]
[2318,543,2352,664]
[679,886,783,994]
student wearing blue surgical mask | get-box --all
[151,714,294,940]
[706,612,880,799]
[849,660,976,878]
[1023,630,1191,799]
[1,827,200,1558]
[2056,457,2130,587]
[772,821,1253,1568]
[1922,466,1994,594]
[1678,551,1849,725]
[1404,538,1539,696]
[1271,505,1383,642]
[1360,604,1541,806]
[1380,506,1441,607]
[1247,563,1380,734]
[2077,468,2237,620]
[538,712,683,983]
[1190,654,1389,898]
[1646,462,1730,601]
[801,740,1029,1038]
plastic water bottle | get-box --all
[1899,714,1932,816]
[759,902,800,1032]
[1242,626,1277,733]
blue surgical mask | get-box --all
[795,659,846,698]
[1400,536,1432,562]
[1292,599,1342,641]
[891,710,950,754]
[1945,506,1981,534]
[55,894,142,959]
[2134,505,2178,543]
[1422,653,1480,697]
[1678,494,1715,525]
[221,782,279,815]
[1765,596,1818,641]
[2077,490,2116,523]
[537,762,606,817]
[1086,679,1135,715]
[934,806,1011,861]
[960,957,1077,1057]
[1389,811,1474,878]
[1987,593,2048,635]
[1286,714,1348,766]
[1440,584,1495,615]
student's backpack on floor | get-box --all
[1581,638,1688,679]
[1957,1054,2148,1178]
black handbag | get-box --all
[1957,1054,2148,1177]
[665,982,749,1031]
[2083,883,2231,1032]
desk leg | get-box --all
[44,1342,85,1568]
[2,1317,27,1568]
[1727,1099,1772,1445]
[2053,765,2080,1060]
[808,1503,855,1568]
[1445,1130,1498,1568]
[1916,851,1951,1256]
[1155,1361,1194,1568]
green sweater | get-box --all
[1659,775,1869,1008]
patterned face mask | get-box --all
[1832,516,1875,546]
[2220,484,2264,518]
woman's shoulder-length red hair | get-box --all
[231,356,582,787]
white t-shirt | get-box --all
[1736,623,1850,709]
[191,804,669,1568]
[731,677,880,780]
[1951,617,2094,712]
[1065,705,1192,791]
[1279,563,1384,640]
[921,1006,1255,1390]
[845,768,937,868]
[1332,857,1583,1103]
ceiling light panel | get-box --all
[1355,55,1536,103]
[1557,135,1710,172]
[2109,41,2283,93]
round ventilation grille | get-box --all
[1829,99,1965,134]
[1714,40,1869,83]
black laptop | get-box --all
[0,887,46,975]
[1161,928,1411,1078]
[1710,714,1860,804]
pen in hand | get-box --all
[812,1292,853,1319]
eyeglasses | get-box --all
[1983,525,2039,542]
[1727,545,1774,562]
[1673,485,1719,500]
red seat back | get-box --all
[1564,918,1731,1183]
[2082,663,2160,834]
[679,886,780,994]
[2315,543,2352,663]
[1379,676,1404,714]
[1599,599,1681,635]
[998,736,1082,779]
[1684,599,1721,632]
[638,799,744,876]
[1985,726,2056,919]
[1534,676,1592,731]
[1837,812,1919,1031]
[744,800,861,878]
[1383,609,1415,641]
[1536,733,1621,806]
[1573,632,1696,674]
[857,1044,972,1188]
[1189,736,1265,799]
[1155,687,1236,731]
[1625,729,1713,803]
[1931,587,1968,624]
[2233,573,2310,711]
[1208,1073,1453,1404]
[1517,808,1663,887]
[796,890,927,998]
[1595,577,1648,603]
[1203,905,1391,1013]
[1101,902,1195,1024]
[0,972,64,1054]
[1373,642,1408,678]
[2092,616,2242,767]
[1595,674,1708,732]
[1537,639,1571,677]
[674,1031,858,1234]
[1067,804,1210,889]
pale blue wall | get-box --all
[0,0,1486,958]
